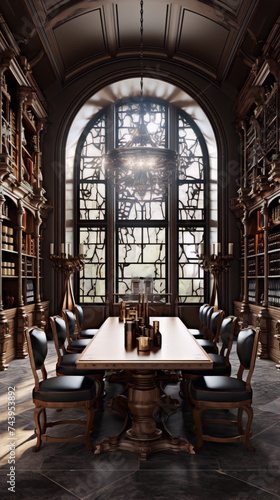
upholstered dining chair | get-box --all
[62,309,91,353]
[50,315,104,409]
[181,315,237,407]
[74,304,98,339]
[188,303,209,339]
[189,326,260,451]
[25,326,96,452]
[195,308,223,354]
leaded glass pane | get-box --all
[80,115,106,180]
[179,279,204,303]
[178,115,204,181]
[117,102,167,148]
[79,228,106,303]
[79,183,106,220]
[178,227,204,302]
[178,182,204,220]
[118,226,166,294]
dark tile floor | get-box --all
[0,341,279,500]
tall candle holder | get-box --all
[197,245,233,311]
[50,249,84,311]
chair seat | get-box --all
[189,375,252,403]
[56,353,104,377]
[79,328,98,339]
[67,338,91,352]
[33,375,96,403]
[182,353,231,376]
[189,328,204,339]
[197,339,218,353]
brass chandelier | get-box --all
[104,0,179,198]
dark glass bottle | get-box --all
[153,321,161,348]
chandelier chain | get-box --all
[140,0,144,98]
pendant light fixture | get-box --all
[104,0,178,198]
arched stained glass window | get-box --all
[76,98,208,304]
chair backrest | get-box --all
[25,327,48,389]
[198,304,208,324]
[237,326,260,388]
[206,306,214,328]
[201,305,212,327]
[50,315,68,361]
[62,309,77,339]
[219,315,237,360]
[74,304,83,332]
[207,306,224,343]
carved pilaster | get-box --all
[0,50,14,178]
[34,211,46,330]
[275,321,280,370]
[17,87,30,184]
[15,306,28,359]
[16,200,25,307]
[0,313,10,370]
[260,201,269,308]
[257,307,269,359]
[0,191,5,310]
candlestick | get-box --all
[61,243,65,255]
[50,243,54,255]
[67,243,71,256]
[196,246,234,311]
[200,243,204,257]
[218,242,221,254]
[79,243,84,255]
[49,252,84,311]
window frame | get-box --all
[75,97,210,305]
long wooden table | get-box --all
[76,316,213,459]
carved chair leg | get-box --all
[33,407,44,452]
[84,407,95,451]
[193,406,204,451]
[237,407,244,436]
[41,408,47,434]
[243,406,254,451]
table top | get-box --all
[76,317,213,370]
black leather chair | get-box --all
[195,308,223,354]
[74,304,99,339]
[189,326,260,451]
[188,303,209,339]
[181,315,237,406]
[50,315,105,409]
[62,309,91,353]
[25,326,96,452]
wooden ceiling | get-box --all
[1,0,280,97]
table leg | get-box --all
[95,370,195,459]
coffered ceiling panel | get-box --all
[0,0,279,96]
[53,9,106,69]
[117,1,167,49]
[178,9,229,70]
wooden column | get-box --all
[16,87,29,184]
[15,200,28,358]
[0,191,10,369]
[240,208,250,327]
[257,201,269,358]
[0,50,14,177]
[34,211,45,329]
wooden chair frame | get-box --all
[50,315,104,410]
[190,327,260,451]
[181,315,236,407]
[25,327,95,452]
